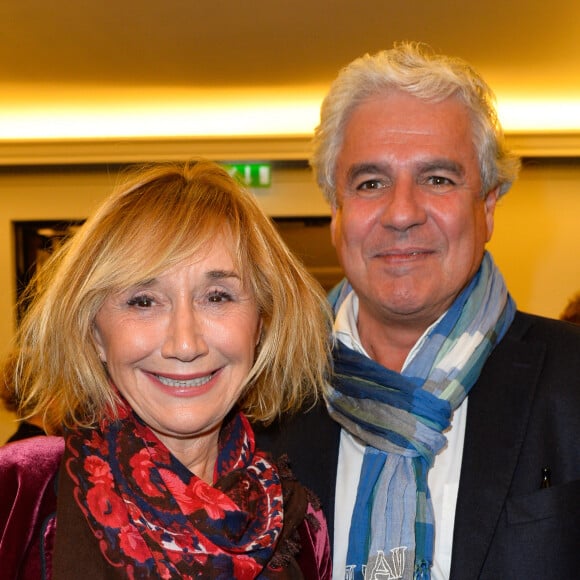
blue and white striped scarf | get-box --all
[326,252,515,580]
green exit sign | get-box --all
[223,163,271,188]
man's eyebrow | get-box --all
[346,162,390,183]
[417,159,465,175]
[343,159,466,188]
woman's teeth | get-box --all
[154,372,214,388]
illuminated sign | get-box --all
[223,163,271,188]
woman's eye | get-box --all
[207,290,232,303]
[127,295,154,308]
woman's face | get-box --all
[93,238,262,469]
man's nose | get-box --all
[379,177,427,231]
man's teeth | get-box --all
[155,373,214,388]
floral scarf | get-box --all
[64,405,284,579]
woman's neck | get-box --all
[156,428,220,484]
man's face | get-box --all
[331,91,497,331]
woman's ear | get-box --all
[92,323,107,363]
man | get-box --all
[256,43,580,579]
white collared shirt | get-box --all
[332,291,467,580]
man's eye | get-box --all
[127,295,154,308]
[427,176,454,186]
[357,179,384,191]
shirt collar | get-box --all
[332,289,444,372]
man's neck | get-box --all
[357,309,433,373]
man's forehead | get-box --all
[345,91,471,128]
[338,96,476,161]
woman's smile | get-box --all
[150,369,218,388]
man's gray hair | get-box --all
[311,42,521,207]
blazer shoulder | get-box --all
[509,310,580,342]
[255,400,339,457]
[503,311,580,368]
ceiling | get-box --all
[1,0,579,142]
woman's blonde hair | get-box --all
[11,159,332,430]
[0,349,18,414]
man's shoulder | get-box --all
[487,310,580,388]
[255,400,339,452]
[511,310,580,335]
[506,310,580,351]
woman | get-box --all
[0,160,332,578]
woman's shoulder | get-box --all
[0,435,64,487]
[0,436,63,579]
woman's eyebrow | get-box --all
[132,278,156,289]
[206,269,240,281]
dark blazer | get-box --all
[256,311,580,579]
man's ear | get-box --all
[484,186,499,242]
[330,205,339,248]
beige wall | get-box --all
[488,159,580,319]
[0,167,116,442]
[1,158,580,442]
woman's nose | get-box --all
[161,305,208,361]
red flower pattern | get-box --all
[129,448,164,498]
[118,524,151,563]
[65,409,284,578]
[84,455,114,487]
[158,467,236,518]
[86,485,130,529]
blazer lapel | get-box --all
[450,320,546,579]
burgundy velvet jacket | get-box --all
[0,436,331,579]
[0,436,62,579]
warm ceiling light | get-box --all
[0,85,324,140]
[0,104,319,139]
[0,85,578,140]
[497,99,580,132]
